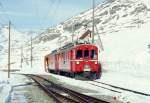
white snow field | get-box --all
[0,72,11,103]
[1,0,150,102]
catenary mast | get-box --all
[92,0,95,43]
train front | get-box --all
[73,44,101,79]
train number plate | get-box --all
[84,68,90,72]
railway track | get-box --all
[25,74,109,103]
[87,81,150,97]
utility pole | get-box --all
[95,25,104,51]
[92,0,95,43]
[30,35,33,68]
[71,21,74,42]
[20,46,23,68]
[8,21,11,78]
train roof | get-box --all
[51,41,96,54]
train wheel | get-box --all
[89,72,96,80]
[70,72,76,78]
[95,63,102,79]
[57,71,60,75]
[48,68,51,73]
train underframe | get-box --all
[48,68,101,80]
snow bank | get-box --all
[0,72,11,103]
[97,22,150,97]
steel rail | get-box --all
[27,75,95,103]
[28,75,62,103]
[32,74,108,103]
[93,81,150,96]
[87,82,121,93]
[26,74,108,103]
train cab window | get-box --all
[84,50,89,58]
[90,50,97,59]
[76,50,82,59]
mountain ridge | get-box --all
[35,0,150,44]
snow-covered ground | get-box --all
[99,20,150,91]
[0,72,28,103]
[1,0,150,102]
[49,73,150,103]
[0,71,55,103]
[0,72,11,103]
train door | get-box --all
[83,49,91,72]
[70,50,73,72]
[55,54,59,72]
[44,57,49,72]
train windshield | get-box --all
[90,50,97,59]
[84,50,89,59]
[76,50,83,59]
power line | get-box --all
[38,0,54,28]
[36,0,61,30]
[49,0,61,24]
[22,0,62,47]
[92,0,95,43]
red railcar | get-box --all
[44,42,101,79]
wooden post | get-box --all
[31,35,33,68]
[72,20,74,42]
[95,25,104,51]
[8,21,11,78]
[21,46,23,68]
[92,0,95,43]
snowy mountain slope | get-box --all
[31,0,150,45]
[32,27,61,44]
[1,0,149,84]
[29,0,150,58]
[62,0,150,34]
[1,0,149,102]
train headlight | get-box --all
[76,61,80,64]
[95,61,97,64]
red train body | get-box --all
[44,42,101,79]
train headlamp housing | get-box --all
[76,61,80,64]
[95,61,98,64]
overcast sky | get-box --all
[0,0,104,32]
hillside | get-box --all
[34,0,150,45]
[1,0,150,71]
[0,27,29,69]
[30,0,150,60]
[0,0,150,102]
[1,0,150,89]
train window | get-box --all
[90,50,97,59]
[84,50,89,58]
[76,50,82,59]
[70,50,73,59]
